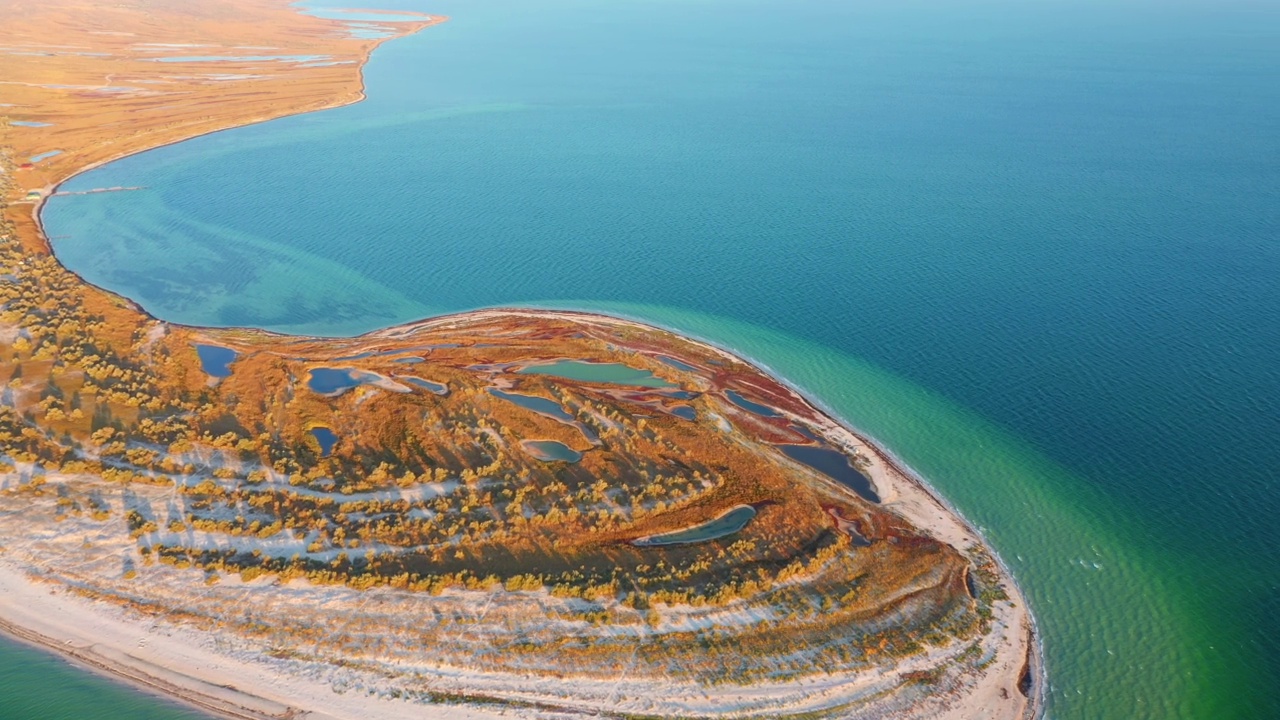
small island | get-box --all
[0,1,1041,718]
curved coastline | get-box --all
[27,11,447,258]
[1,2,1042,718]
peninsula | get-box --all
[0,1,1041,718]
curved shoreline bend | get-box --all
[0,1,1042,718]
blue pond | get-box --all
[725,389,780,418]
[657,355,699,373]
[399,375,448,395]
[306,367,373,395]
[521,439,582,462]
[194,344,236,378]
[303,8,431,22]
[310,427,339,457]
[780,444,880,504]
[790,424,821,442]
[487,388,575,423]
[633,504,757,547]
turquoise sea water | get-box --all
[0,638,207,720]
[24,0,1280,718]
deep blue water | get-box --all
[35,0,1280,717]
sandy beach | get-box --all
[0,562,513,720]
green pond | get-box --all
[516,360,676,388]
[633,504,758,547]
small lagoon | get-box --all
[657,355,699,373]
[633,504,757,547]
[725,389,780,418]
[780,444,879,504]
[517,360,676,388]
[310,427,339,457]
[520,439,582,462]
[670,405,696,420]
[487,388,575,422]
[194,343,236,378]
[398,375,448,395]
[307,367,363,394]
